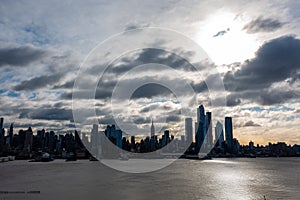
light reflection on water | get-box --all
[201,159,237,164]
[1,158,300,200]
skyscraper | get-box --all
[185,118,193,145]
[225,117,233,153]
[104,124,122,149]
[115,130,122,149]
[151,119,155,138]
[24,127,33,153]
[195,105,206,152]
[9,123,13,146]
[0,118,3,152]
[0,117,3,137]
[205,112,213,149]
[215,121,224,148]
[91,124,99,156]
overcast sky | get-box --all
[0,0,299,145]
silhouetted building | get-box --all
[105,124,122,149]
[0,118,4,153]
[131,136,136,152]
[249,141,254,150]
[0,117,3,134]
[215,121,224,149]
[151,119,155,138]
[206,112,213,149]
[49,131,56,152]
[195,105,206,153]
[91,124,99,153]
[185,118,193,145]
[225,117,233,153]
[164,130,170,145]
[8,123,13,146]
[24,127,33,154]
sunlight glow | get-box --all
[194,12,259,65]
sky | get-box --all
[0,0,299,145]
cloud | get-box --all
[191,81,208,93]
[0,45,46,67]
[61,88,112,100]
[19,108,73,121]
[225,35,300,91]
[13,122,49,129]
[226,94,242,107]
[257,89,299,105]
[243,16,284,33]
[131,83,174,99]
[213,28,230,37]
[224,35,300,105]
[52,80,75,89]
[103,48,196,75]
[124,22,150,31]
[166,115,181,123]
[13,73,63,91]
[244,120,261,127]
[133,117,151,124]
[226,88,299,106]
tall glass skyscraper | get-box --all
[91,124,100,156]
[215,121,224,148]
[206,112,212,149]
[196,105,206,152]
[225,117,233,152]
[0,117,3,136]
[185,118,193,145]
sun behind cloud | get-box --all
[194,11,258,65]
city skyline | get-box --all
[0,103,299,148]
[0,1,299,146]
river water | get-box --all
[1,158,299,200]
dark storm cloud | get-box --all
[244,120,261,127]
[0,45,46,67]
[166,115,181,123]
[61,88,112,100]
[191,81,208,93]
[98,116,116,125]
[226,94,242,107]
[256,89,299,105]
[13,122,49,129]
[243,16,284,33]
[133,117,151,124]
[61,79,177,100]
[131,83,174,99]
[60,48,212,101]
[103,48,196,75]
[224,36,300,102]
[225,88,299,106]
[13,73,63,91]
[19,108,73,121]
